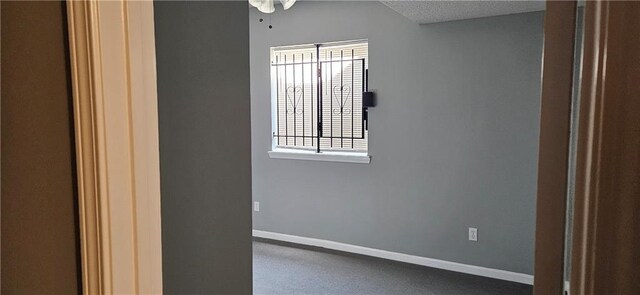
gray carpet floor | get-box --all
[253,240,532,295]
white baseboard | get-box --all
[253,230,534,285]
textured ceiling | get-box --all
[380,1,546,24]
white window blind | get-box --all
[271,40,369,153]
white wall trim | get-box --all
[67,1,163,293]
[268,149,371,164]
[253,230,533,285]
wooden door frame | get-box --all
[535,0,640,294]
[66,0,162,293]
[570,1,640,293]
[534,1,578,294]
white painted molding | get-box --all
[268,150,371,164]
[67,1,163,293]
[253,230,534,285]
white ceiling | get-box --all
[380,0,546,24]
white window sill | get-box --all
[268,149,371,164]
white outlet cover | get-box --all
[469,227,478,242]
[254,201,260,212]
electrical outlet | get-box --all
[253,201,260,212]
[469,227,478,242]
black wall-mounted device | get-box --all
[363,91,375,107]
[363,69,375,130]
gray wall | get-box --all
[155,2,252,293]
[251,1,543,275]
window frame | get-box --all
[268,40,371,163]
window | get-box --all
[270,40,369,162]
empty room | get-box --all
[247,1,563,294]
[3,0,639,294]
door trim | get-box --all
[533,1,577,294]
[570,1,640,293]
[67,1,162,293]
